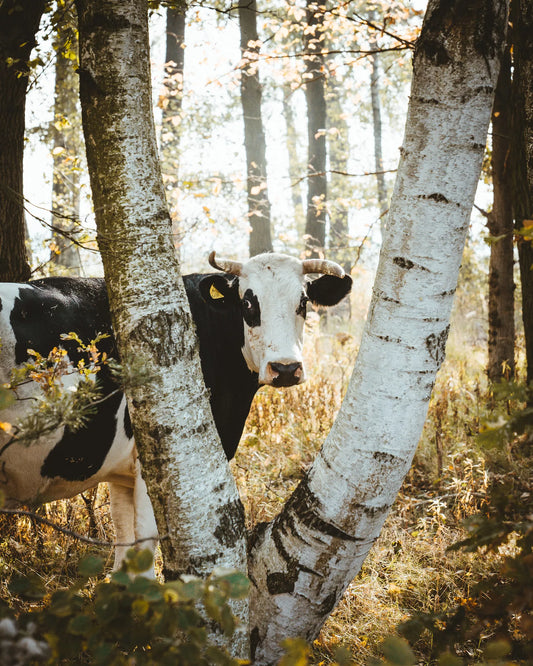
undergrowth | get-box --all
[0,311,531,664]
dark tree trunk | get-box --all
[238,0,273,256]
[161,2,186,255]
[304,0,327,258]
[50,26,83,275]
[487,45,515,381]
[511,0,533,386]
[0,0,46,282]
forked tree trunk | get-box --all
[0,0,46,282]
[511,0,533,386]
[75,0,248,656]
[487,45,515,381]
[304,0,327,257]
[238,0,273,256]
[249,1,508,662]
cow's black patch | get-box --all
[124,406,133,439]
[241,288,260,328]
[296,292,308,318]
[306,274,352,307]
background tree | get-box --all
[238,0,273,256]
[512,0,533,386]
[303,0,327,257]
[49,20,83,275]
[487,43,515,381]
[75,0,248,656]
[160,0,186,257]
[0,0,46,282]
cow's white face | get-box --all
[200,252,352,387]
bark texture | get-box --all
[0,0,46,282]
[50,25,83,275]
[304,0,327,257]
[249,1,508,662]
[511,0,533,385]
[238,0,273,256]
[282,85,305,240]
[75,0,248,655]
[487,45,514,381]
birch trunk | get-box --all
[0,0,46,282]
[249,1,508,662]
[75,0,248,656]
[511,0,533,386]
[238,0,273,256]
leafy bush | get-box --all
[1,549,249,665]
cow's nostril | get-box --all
[269,362,303,387]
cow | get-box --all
[0,252,352,570]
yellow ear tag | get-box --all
[210,284,224,300]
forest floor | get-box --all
[0,312,530,664]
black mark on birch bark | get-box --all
[393,256,430,272]
[418,192,450,204]
[425,325,450,365]
[213,499,245,547]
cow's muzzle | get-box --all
[266,361,304,387]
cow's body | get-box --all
[0,253,351,570]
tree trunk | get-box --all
[0,0,46,282]
[368,11,388,225]
[75,0,248,656]
[50,25,83,275]
[160,2,186,257]
[327,78,350,273]
[304,0,327,258]
[282,84,306,241]
[248,1,508,662]
[511,0,533,386]
[238,0,273,257]
[487,45,515,381]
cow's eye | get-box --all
[242,298,252,309]
[297,293,308,318]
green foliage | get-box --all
[2,550,250,665]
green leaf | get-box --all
[334,645,354,665]
[8,574,46,600]
[214,571,250,599]
[483,639,511,660]
[0,385,15,410]
[78,555,105,578]
[68,614,92,635]
[278,637,311,666]
[437,653,463,666]
[381,637,416,665]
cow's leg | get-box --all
[133,461,158,578]
[108,482,135,571]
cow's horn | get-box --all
[301,259,345,278]
[208,251,243,276]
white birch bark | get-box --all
[75,0,248,656]
[249,1,509,662]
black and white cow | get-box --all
[0,252,352,569]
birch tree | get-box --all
[75,0,248,656]
[248,0,508,661]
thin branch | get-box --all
[0,507,163,548]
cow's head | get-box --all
[199,252,352,387]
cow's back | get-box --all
[0,278,134,506]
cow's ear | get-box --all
[306,274,352,307]
[199,274,239,307]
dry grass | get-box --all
[0,309,515,665]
